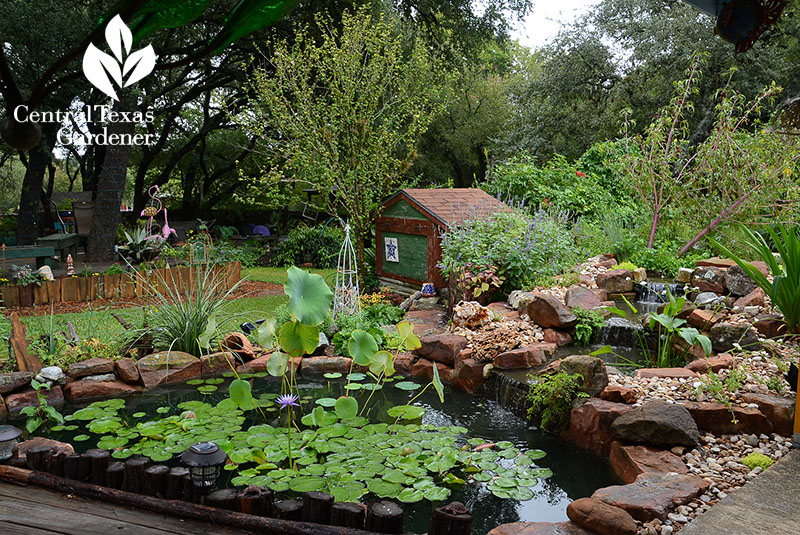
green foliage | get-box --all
[627,240,707,278]
[119,227,164,262]
[527,372,589,433]
[573,308,605,347]
[694,366,747,424]
[13,265,45,286]
[611,261,638,272]
[285,267,333,327]
[363,303,404,327]
[709,224,800,333]
[20,379,64,435]
[440,207,583,292]
[742,452,774,471]
[272,225,345,269]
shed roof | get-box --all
[392,188,511,227]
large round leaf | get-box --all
[348,330,378,365]
[369,350,395,377]
[334,396,358,420]
[228,379,253,409]
[398,321,421,351]
[267,351,290,377]
[280,321,319,357]
[284,267,332,326]
[289,475,326,492]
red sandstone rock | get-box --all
[301,356,352,375]
[114,358,140,384]
[5,386,64,419]
[565,286,603,310]
[596,270,634,293]
[753,317,787,339]
[543,329,573,347]
[65,379,140,402]
[494,345,548,370]
[403,309,447,336]
[598,259,618,269]
[487,302,519,320]
[18,437,74,457]
[412,334,467,366]
[683,401,773,436]
[488,522,595,535]
[222,332,256,361]
[601,385,636,404]
[411,359,453,383]
[635,368,698,379]
[236,354,301,374]
[740,393,795,437]
[734,288,765,308]
[67,358,114,378]
[394,352,417,374]
[687,309,726,330]
[692,266,726,294]
[137,352,202,388]
[566,497,638,535]
[451,354,486,394]
[609,442,689,484]
[567,399,633,457]
[200,351,237,376]
[685,354,734,374]
[527,295,578,329]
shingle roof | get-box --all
[399,188,512,227]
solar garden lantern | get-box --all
[0,425,22,461]
[181,441,227,488]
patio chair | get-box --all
[71,200,95,251]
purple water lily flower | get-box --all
[276,393,300,410]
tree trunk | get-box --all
[87,99,135,261]
[16,129,55,245]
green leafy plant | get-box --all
[742,452,773,471]
[13,265,44,286]
[573,308,605,346]
[694,366,746,423]
[119,227,164,262]
[709,223,800,334]
[272,225,345,269]
[611,261,638,272]
[104,262,127,275]
[527,372,589,433]
[20,379,64,434]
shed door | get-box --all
[380,231,428,282]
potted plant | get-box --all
[13,265,44,307]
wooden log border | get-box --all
[0,262,241,307]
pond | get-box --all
[43,374,617,535]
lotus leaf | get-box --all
[347,330,378,365]
[284,267,332,326]
[394,381,421,391]
[280,320,319,357]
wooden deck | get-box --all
[0,480,256,535]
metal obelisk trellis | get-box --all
[332,223,361,321]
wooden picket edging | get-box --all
[0,262,241,307]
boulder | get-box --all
[600,385,636,404]
[692,267,726,294]
[694,292,724,307]
[633,267,647,283]
[451,354,486,394]
[709,322,760,353]
[0,372,34,395]
[236,354,301,374]
[410,359,453,383]
[301,356,353,375]
[635,368,698,380]
[725,264,758,296]
[676,268,693,283]
[687,309,726,330]
[35,366,66,386]
[527,295,578,329]
[753,316,787,339]
[598,258,619,269]
[5,386,64,419]
[596,270,634,293]
[685,354,734,374]
[567,399,633,456]
[82,373,116,382]
[137,351,202,388]
[65,379,140,402]
[542,329,573,347]
[394,352,417,374]
[610,401,700,447]
[592,472,710,522]
[0,396,6,424]
[566,497,638,535]
[609,442,689,484]
[508,290,535,311]
[683,401,773,436]
[18,437,74,458]
[559,355,608,396]
[488,522,594,535]
[114,358,140,384]
[413,334,467,366]
[67,358,114,378]
[740,393,795,437]
[452,301,492,329]
[565,286,603,310]
[733,287,765,308]
[200,352,237,376]
[695,257,736,269]
[494,346,548,370]
[222,332,256,361]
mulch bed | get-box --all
[2,279,284,318]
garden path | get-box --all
[0,479,256,534]
[680,449,800,535]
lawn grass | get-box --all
[242,266,337,285]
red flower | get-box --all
[576,171,586,177]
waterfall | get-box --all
[636,281,687,304]
[485,371,532,418]
[595,317,644,349]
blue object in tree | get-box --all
[681,0,787,52]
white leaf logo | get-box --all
[82,15,156,101]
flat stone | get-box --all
[733,287,765,308]
[568,399,633,456]
[494,345,548,370]
[753,316,787,339]
[236,354,301,374]
[114,358,140,384]
[692,266,726,294]
[5,386,64,419]
[18,437,74,457]
[410,359,453,383]
[488,522,595,535]
[451,354,486,394]
[601,385,636,404]
[542,328,573,347]
[137,352,202,388]
[694,292,724,307]
[67,358,114,378]
[685,354,734,374]
[567,497,638,535]
[64,379,140,402]
[683,401,773,436]
[409,296,440,311]
[635,368,699,380]
[596,270,634,293]
[527,294,578,329]
[695,257,736,269]
[709,322,760,353]
[560,355,608,396]
[609,442,689,484]
[81,373,116,382]
[412,334,467,366]
[487,302,519,320]
[611,400,700,447]
[687,309,726,330]
[137,351,199,371]
[402,309,447,336]
[200,352,237,376]
[394,352,417,374]
[0,372,34,395]
[593,472,710,521]
[740,393,795,437]
[36,366,66,385]
[725,264,758,296]
[301,356,353,375]
[565,286,603,310]
[598,258,619,269]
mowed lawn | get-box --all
[0,266,336,349]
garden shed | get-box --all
[376,188,511,293]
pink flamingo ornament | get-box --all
[141,185,163,239]
[161,209,177,241]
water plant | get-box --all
[572,307,605,346]
[527,371,588,433]
[20,379,64,434]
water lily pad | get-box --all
[531,468,553,478]
[367,478,401,498]
[347,373,366,381]
[394,381,421,391]
[186,379,204,385]
[387,405,424,420]
[132,412,146,418]
[156,406,170,414]
[344,383,362,391]
[197,385,218,393]
[397,487,424,503]
[323,372,342,379]
[335,397,358,420]
[205,378,224,384]
[267,480,289,492]
[148,450,173,462]
[316,397,336,407]
[73,434,91,441]
[289,475,326,492]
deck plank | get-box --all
[0,481,256,535]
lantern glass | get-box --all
[188,465,221,487]
[181,441,227,489]
[0,425,21,461]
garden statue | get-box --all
[161,209,177,241]
[332,222,361,321]
[141,185,176,243]
[66,254,75,276]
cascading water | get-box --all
[635,281,687,307]
[485,370,532,418]
[595,316,644,348]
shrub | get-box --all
[611,261,638,272]
[527,372,589,433]
[742,452,773,471]
[273,225,345,269]
[627,239,707,278]
[573,308,605,346]
[440,207,583,292]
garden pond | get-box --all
[41,373,616,535]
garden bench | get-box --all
[0,244,55,269]
[36,232,79,264]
